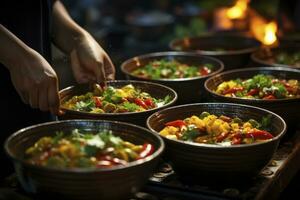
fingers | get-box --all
[14,87,29,105]
[70,49,82,83]
[48,77,60,115]
[39,85,49,112]
[71,44,115,84]
[23,77,59,114]
[29,88,39,108]
[104,56,115,81]
[93,58,106,85]
[71,49,88,84]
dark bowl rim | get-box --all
[4,119,165,173]
[169,35,261,56]
[204,67,300,103]
[120,51,224,82]
[251,47,300,69]
[146,102,287,149]
[59,80,178,116]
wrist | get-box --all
[0,25,34,71]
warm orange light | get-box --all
[263,22,277,45]
[226,0,249,19]
[250,16,278,46]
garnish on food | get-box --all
[25,129,155,169]
[132,59,213,79]
[160,112,273,146]
[215,74,300,99]
[62,84,170,113]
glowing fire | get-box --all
[226,0,250,19]
[263,22,277,45]
[250,15,278,45]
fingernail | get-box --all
[107,74,115,80]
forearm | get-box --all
[52,0,89,54]
[0,24,32,70]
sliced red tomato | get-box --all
[223,87,244,95]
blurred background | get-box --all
[53,0,300,87]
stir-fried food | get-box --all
[160,112,273,146]
[215,74,300,99]
[132,59,213,79]
[25,129,154,168]
[62,84,170,113]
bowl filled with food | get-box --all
[147,103,286,182]
[121,51,223,103]
[59,80,177,126]
[204,67,300,129]
[169,33,261,70]
[251,45,300,69]
[5,120,164,200]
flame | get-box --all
[250,15,277,45]
[263,22,277,45]
[226,0,249,19]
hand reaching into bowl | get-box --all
[70,33,115,85]
[1,2,115,116]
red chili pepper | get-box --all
[165,120,186,128]
[282,81,290,87]
[285,86,294,93]
[144,98,155,108]
[223,87,244,95]
[93,97,102,107]
[230,133,242,145]
[246,130,274,140]
[247,89,259,96]
[200,67,209,76]
[284,84,296,94]
[231,137,242,145]
[96,155,127,167]
[216,132,229,142]
[134,98,148,109]
[138,143,154,159]
[263,94,276,100]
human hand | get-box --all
[9,49,60,115]
[70,33,115,85]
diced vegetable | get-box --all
[62,84,169,113]
[25,129,155,169]
[132,59,213,79]
[215,74,300,99]
[159,112,274,146]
